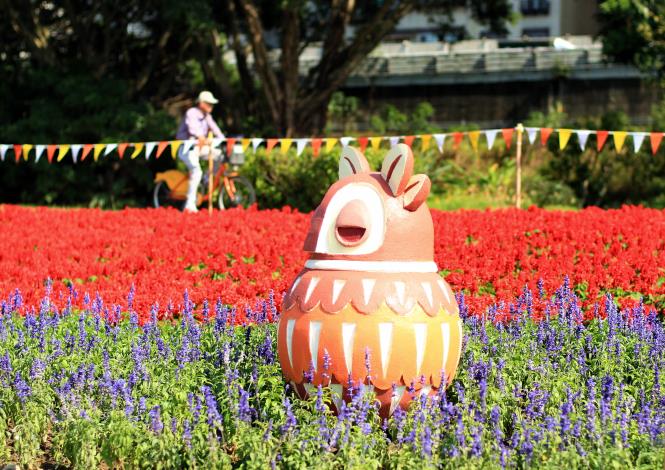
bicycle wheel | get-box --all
[218,176,256,210]
[153,181,184,209]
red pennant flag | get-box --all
[117,143,129,159]
[13,144,22,163]
[226,138,236,157]
[357,136,369,152]
[156,141,169,158]
[46,145,57,163]
[266,138,278,153]
[650,132,664,155]
[311,138,322,157]
[540,128,553,146]
[453,132,463,149]
[403,135,415,148]
[596,130,609,151]
[81,144,93,161]
[501,128,514,150]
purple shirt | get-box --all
[176,107,224,140]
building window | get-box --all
[521,27,550,38]
[521,0,550,15]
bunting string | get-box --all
[2,127,665,163]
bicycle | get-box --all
[153,142,256,210]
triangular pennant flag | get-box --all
[650,132,663,155]
[266,138,278,153]
[295,138,308,156]
[81,144,93,161]
[130,143,144,159]
[0,144,8,161]
[46,145,57,163]
[452,132,463,149]
[596,130,609,151]
[117,143,128,159]
[576,130,591,151]
[226,138,237,158]
[340,136,353,147]
[13,144,22,162]
[180,140,194,157]
[57,144,70,162]
[70,144,82,163]
[370,137,382,150]
[403,135,415,147]
[485,129,499,149]
[525,127,538,145]
[144,142,156,160]
[325,138,338,152]
[211,137,223,148]
[501,128,514,150]
[389,136,400,148]
[241,138,251,153]
[22,144,33,161]
[280,138,293,154]
[357,137,369,152]
[311,138,322,157]
[170,141,182,159]
[251,138,263,152]
[631,132,646,153]
[93,144,105,161]
[540,128,553,146]
[468,131,480,152]
[35,145,46,163]
[558,129,572,150]
[420,134,432,151]
[104,143,118,156]
[156,141,169,159]
[613,131,627,151]
[433,134,446,152]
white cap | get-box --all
[197,90,219,104]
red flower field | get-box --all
[1,204,663,319]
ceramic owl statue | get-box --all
[277,144,462,417]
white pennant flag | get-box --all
[433,134,446,152]
[104,143,118,156]
[0,144,8,161]
[145,142,157,160]
[340,136,353,147]
[250,138,263,152]
[632,132,646,152]
[295,138,308,156]
[211,137,223,148]
[576,130,591,150]
[35,145,46,163]
[526,127,538,145]
[389,136,400,148]
[182,139,195,156]
[485,130,499,150]
[71,144,82,163]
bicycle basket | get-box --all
[229,143,245,165]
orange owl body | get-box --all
[277,144,463,417]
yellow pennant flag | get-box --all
[170,140,182,159]
[613,131,627,151]
[22,144,33,161]
[280,138,293,154]
[325,138,338,153]
[130,143,144,159]
[241,138,251,153]
[468,131,480,152]
[370,137,382,150]
[559,129,573,150]
[93,144,105,162]
[57,144,70,162]
[420,134,432,151]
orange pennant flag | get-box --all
[81,144,93,161]
[170,140,182,159]
[311,138,322,157]
[357,136,369,152]
[452,132,463,149]
[22,144,33,161]
[613,131,627,151]
[130,143,144,159]
[156,141,169,158]
[117,143,129,159]
[501,128,514,150]
[468,131,480,152]
[558,129,573,150]
[93,144,105,161]
[403,135,415,148]
[226,138,237,157]
[650,132,664,155]
[13,144,22,163]
[596,131,609,151]
[57,145,70,162]
[325,138,338,152]
[47,145,57,163]
[540,128,553,146]
[241,138,251,153]
[421,134,432,151]
[266,138,278,153]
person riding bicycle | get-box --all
[176,90,225,213]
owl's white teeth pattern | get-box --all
[390,386,406,415]
[341,322,356,375]
[421,282,433,308]
[441,323,450,373]
[414,323,427,375]
[378,322,393,378]
[394,281,406,305]
[304,277,320,303]
[286,319,296,369]
[420,385,432,397]
[309,321,322,371]
[438,279,451,304]
[331,279,346,304]
[361,278,376,305]
[290,276,302,294]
